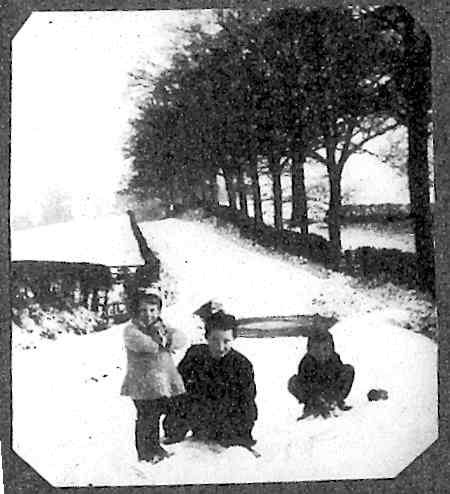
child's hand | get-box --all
[152,321,168,348]
[164,334,175,353]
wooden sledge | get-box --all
[236,314,338,338]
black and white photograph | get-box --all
[7,3,441,488]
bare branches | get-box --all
[355,121,400,148]
[309,150,327,165]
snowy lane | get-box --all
[12,217,437,486]
[141,219,349,320]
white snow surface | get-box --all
[12,216,437,486]
[11,214,143,265]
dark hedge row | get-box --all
[337,203,411,223]
[11,260,113,310]
[341,247,418,289]
[208,206,422,292]
[211,206,331,266]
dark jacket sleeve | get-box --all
[224,355,257,422]
[232,358,256,401]
[178,345,206,396]
[328,353,344,382]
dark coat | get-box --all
[297,352,346,399]
[178,344,258,427]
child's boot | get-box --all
[135,420,150,462]
[297,401,315,420]
[337,400,352,411]
[146,420,173,463]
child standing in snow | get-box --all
[121,291,187,464]
[288,331,354,419]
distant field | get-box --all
[217,155,419,253]
[308,221,415,253]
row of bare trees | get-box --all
[124,5,434,292]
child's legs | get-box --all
[133,398,167,459]
[334,364,355,401]
[164,394,229,441]
[287,375,308,403]
[188,398,217,439]
[162,394,191,440]
[163,394,217,441]
[217,409,257,446]
[179,397,223,440]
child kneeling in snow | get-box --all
[288,331,354,419]
[163,310,258,449]
[120,291,187,463]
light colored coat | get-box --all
[120,320,187,400]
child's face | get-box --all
[137,301,161,327]
[206,328,234,360]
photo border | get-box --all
[1,0,448,492]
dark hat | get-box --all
[193,300,223,322]
[204,310,237,336]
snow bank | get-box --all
[11,214,143,265]
[11,217,437,486]
[12,315,436,486]
[12,304,107,351]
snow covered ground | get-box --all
[11,215,437,486]
[11,214,143,265]
[308,222,415,252]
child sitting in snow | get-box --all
[288,331,354,419]
[120,290,187,464]
[163,310,258,449]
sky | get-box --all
[11,10,217,223]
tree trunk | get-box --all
[248,156,264,225]
[326,145,343,267]
[182,172,199,208]
[270,154,283,231]
[200,165,218,210]
[237,166,249,216]
[223,168,237,210]
[402,18,435,294]
[83,289,90,309]
[290,148,308,235]
[407,108,434,293]
[208,172,219,209]
[102,290,109,319]
[199,178,208,204]
[91,289,99,313]
[200,170,217,210]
